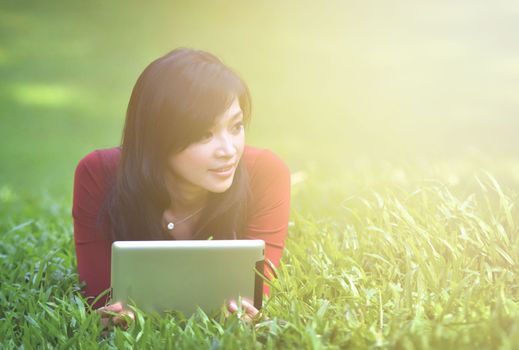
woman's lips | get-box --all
[209,163,235,177]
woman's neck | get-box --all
[165,174,209,212]
[171,190,208,212]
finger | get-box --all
[97,302,123,315]
[227,300,238,314]
[128,310,135,321]
[127,310,135,323]
[113,317,128,329]
[100,317,110,329]
[240,299,259,318]
[113,310,135,329]
[113,310,135,324]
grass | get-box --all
[2,164,519,349]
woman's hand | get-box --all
[97,299,259,332]
[226,298,260,323]
[96,302,135,331]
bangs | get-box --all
[159,58,251,153]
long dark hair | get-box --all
[105,48,252,241]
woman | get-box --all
[72,48,291,325]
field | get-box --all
[2,1,519,349]
[2,162,519,348]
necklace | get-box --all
[165,206,204,231]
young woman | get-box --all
[72,48,291,324]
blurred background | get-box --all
[1,0,518,197]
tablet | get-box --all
[111,240,265,316]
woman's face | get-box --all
[166,97,245,197]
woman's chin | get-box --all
[209,184,232,193]
[206,179,234,193]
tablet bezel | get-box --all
[110,239,265,315]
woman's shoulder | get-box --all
[243,145,289,173]
[77,147,121,168]
[242,145,291,190]
[72,147,121,224]
[74,147,121,191]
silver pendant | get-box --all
[167,222,175,231]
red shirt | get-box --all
[72,145,291,307]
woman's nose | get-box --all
[215,134,236,158]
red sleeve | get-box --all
[72,151,113,308]
[244,149,291,294]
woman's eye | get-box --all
[233,122,244,133]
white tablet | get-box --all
[111,240,265,316]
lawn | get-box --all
[2,1,519,349]
[2,163,519,348]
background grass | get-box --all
[2,0,519,348]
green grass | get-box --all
[2,165,519,349]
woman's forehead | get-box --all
[212,97,243,127]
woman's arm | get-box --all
[72,151,113,308]
[244,149,291,292]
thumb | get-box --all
[240,299,259,319]
[227,299,238,314]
